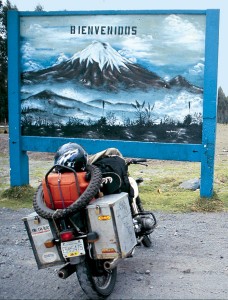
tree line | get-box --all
[217,87,228,124]
[0,1,227,124]
[0,0,43,124]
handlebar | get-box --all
[126,158,148,166]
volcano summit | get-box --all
[22,41,202,94]
[22,41,170,92]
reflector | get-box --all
[44,239,55,248]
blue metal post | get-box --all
[200,10,220,197]
[8,11,29,186]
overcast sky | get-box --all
[7,0,228,95]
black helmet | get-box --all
[54,143,88,172]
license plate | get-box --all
[61,239,85,258]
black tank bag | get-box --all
[93,155,132,196]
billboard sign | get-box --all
[8,10,219,197]
[20,13,204,143]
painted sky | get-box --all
[8,0,226,95]
[20,14,205,87]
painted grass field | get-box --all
[0,124,227,212]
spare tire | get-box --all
[33,164,102,219]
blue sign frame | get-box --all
[8,10,219,197]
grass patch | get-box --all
[0,185,35,209]
[134,159,228,213]
[140,187,225,213]
[191,193,224,212]
[140,187,200,212]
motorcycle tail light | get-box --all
[60,230,75,242]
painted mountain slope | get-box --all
[21,89,137,124]
[22,89,99,116]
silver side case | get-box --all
[87,192,137,259]
[23,212,64,269]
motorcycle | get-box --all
[23,154,156,299]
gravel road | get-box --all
[0,208,227,299]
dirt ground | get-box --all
[0,208,227,300]
[0,125,227,299]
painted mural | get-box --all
[20,14,205,143]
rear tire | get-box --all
[142,235,152,247]
[75,259,117,299]
[136,196,153,248]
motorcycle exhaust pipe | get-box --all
[58,263,76,279]
[104,258,121,271]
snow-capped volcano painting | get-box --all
[20,14,205,143]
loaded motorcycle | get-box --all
[23,143,156,299]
